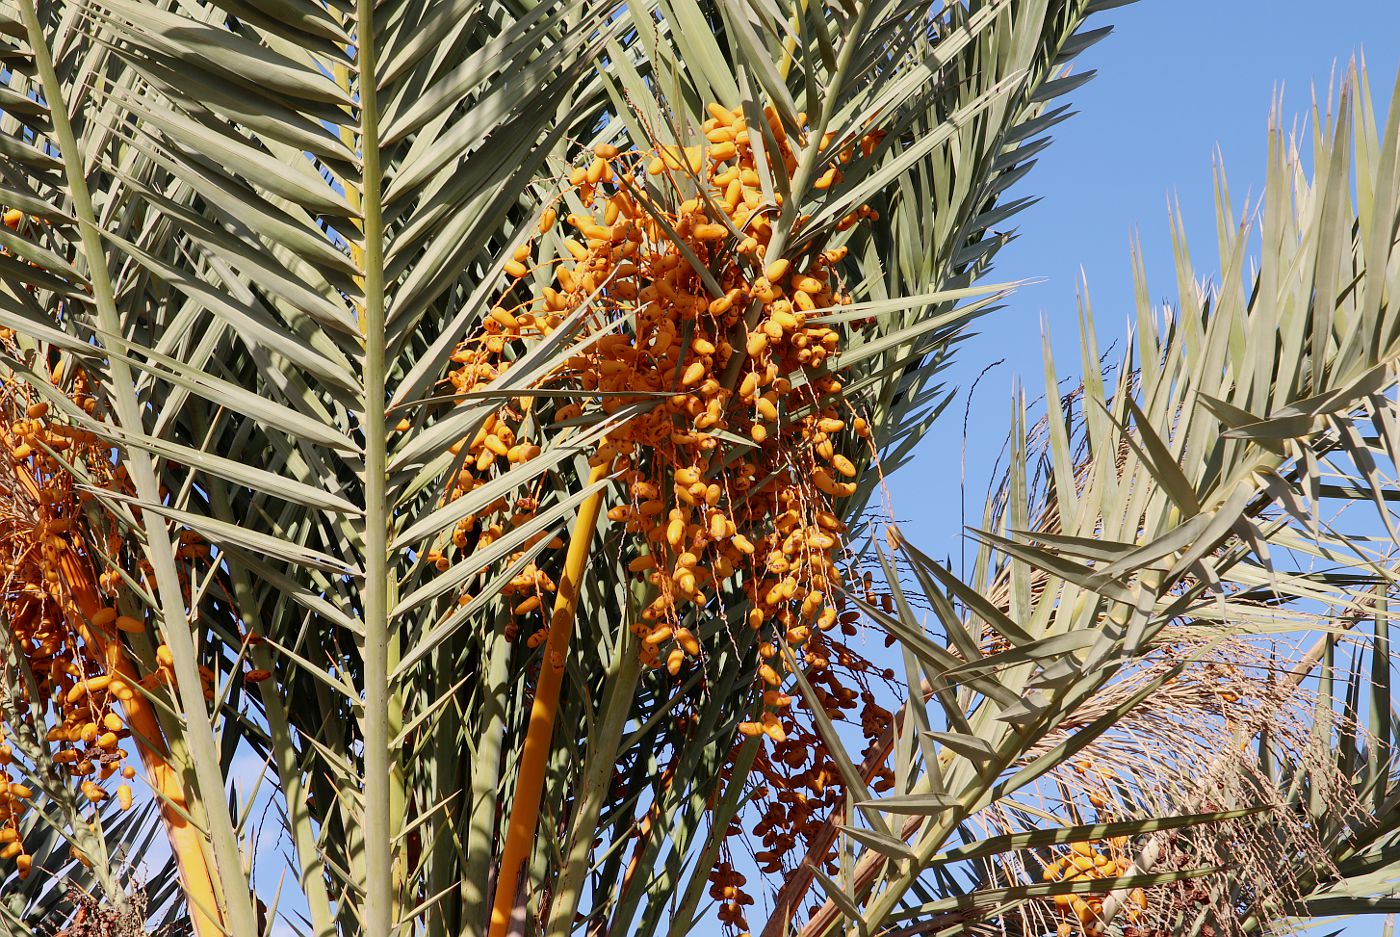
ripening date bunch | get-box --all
[1043,839,1150,937]
[0,360,135,876]
[0,338,227,875]
[435,103,882,690]
[423,102,891,936]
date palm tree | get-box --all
[0,0,1398,936]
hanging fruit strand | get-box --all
[59,557,225,937]
[0,340,224,937]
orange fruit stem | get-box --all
[488,461,611,937]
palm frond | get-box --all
[796,63,1400,937]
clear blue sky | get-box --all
[890,0,1400,565]
[882,4,1400,934]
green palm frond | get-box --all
[0,0,1129,934]
[796,63,1400,937]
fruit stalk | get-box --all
[488,461,612,937]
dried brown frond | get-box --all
[972,635,1375,937]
